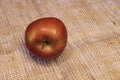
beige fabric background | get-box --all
[0,0,120,80]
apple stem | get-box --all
[42,41,49,49]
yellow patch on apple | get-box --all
[28,32,36,42]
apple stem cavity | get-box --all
[41,41,49,49]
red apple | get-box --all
[25,17,67,60]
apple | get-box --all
[25,17,67,60]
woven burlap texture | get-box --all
[0,0,120,80]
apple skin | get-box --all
[25,17,67,60]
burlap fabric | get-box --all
[0,0,120,80]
